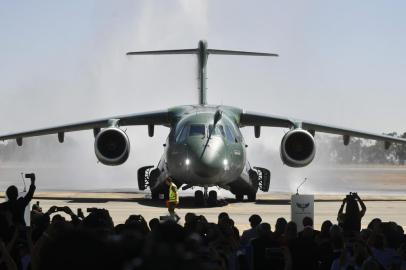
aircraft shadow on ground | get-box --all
[66,198,138,203]
[63,197,293,207]
[66,196,220,208]
[136,196,230,209]
[254,199,291,205]
[54,196,399,208]
[134,197,294,208]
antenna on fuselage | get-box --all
[126,40,278,106]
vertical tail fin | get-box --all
[127,40,278,105]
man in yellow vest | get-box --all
[165,176,180,222]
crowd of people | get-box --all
[0,178,405,270]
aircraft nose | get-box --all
[187,138,226,178]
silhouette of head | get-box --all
[320,220,333,235]
[329,224,344,242]
[285,221,298,239]
[32,203,42,212]
[149,218,160,231]
[302,216,313,227]
[367,218,382,232]
[185,212,197,224]
[6,185,18,201]
[51,214,66,224]
[165,177,173,186]
[257,223,271,237]
[218,212,229,223]
[275,217,288,235]
[248,214,262,228]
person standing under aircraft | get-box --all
[165,177,180,222]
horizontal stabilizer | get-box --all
[126,40,278,105]
[208,49,278,57]
[126,49,197,55]
[127,49,278,57]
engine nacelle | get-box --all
[94,127,130,166]
[280,129,315,167]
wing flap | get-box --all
[240,111,293,128]
[301,121,406,144]
[240,111,406,144]
[0,110,170,141]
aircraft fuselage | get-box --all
[155,105,248,189]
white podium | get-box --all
[291,194,314,232]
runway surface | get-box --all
[1,166,406,231]
[6,192,406,231]
[2,165,406,195]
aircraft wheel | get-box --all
[247,192,257,202]
[195,190,204,206]
[235,194,244,202]
[208,191,217,206]
[138,177,146,191]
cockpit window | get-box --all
[224,125,237,143]
[209,125,225,137]
[176,125,189,143]
[189,124,205,137]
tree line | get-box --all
[317,132,406,165]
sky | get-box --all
[0,0,405,193]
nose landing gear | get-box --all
[194,186,218,207]
[194,190,204,205]
[208,190,217,205]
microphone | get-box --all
[296,177,308,195]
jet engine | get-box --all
[280,129,315,167]
[94,127,130,166]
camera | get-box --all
[25,173,35,181]
[346,192,358,200]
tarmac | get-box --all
[10,191,406,231]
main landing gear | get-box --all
[234,167,271,202]
[195,186,218,207]
[138,165,156,191]
[138,166,164,201]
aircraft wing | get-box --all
[0,110,171,142]
[239,111,406,144]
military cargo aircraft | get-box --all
[1,40,405,205]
